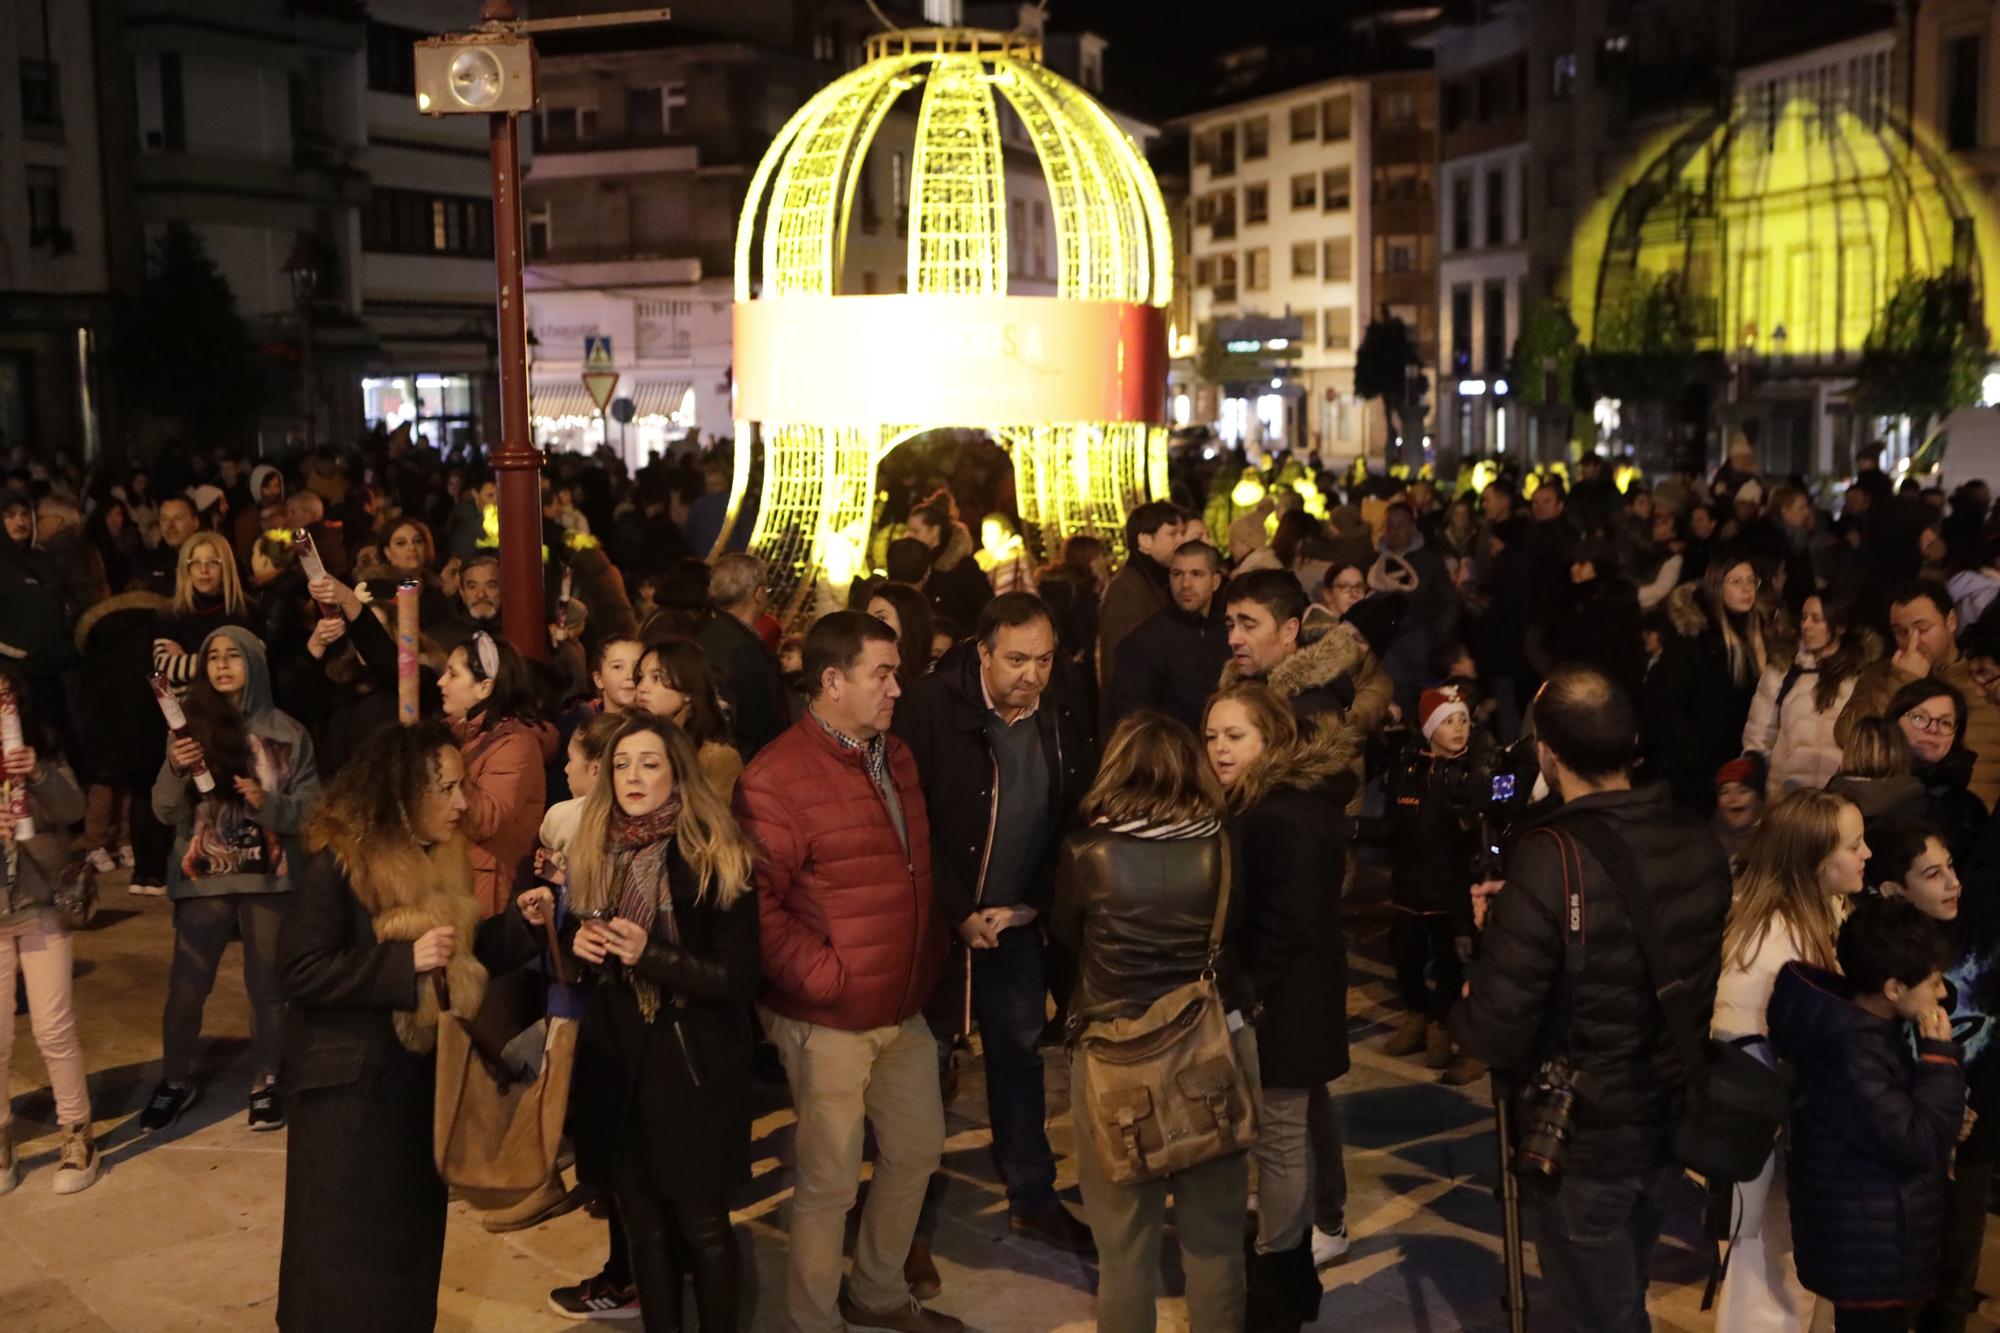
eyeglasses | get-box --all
[1722,573,1761,591]
[1904,709,1959,736]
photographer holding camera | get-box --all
[1450,664,1732,1330]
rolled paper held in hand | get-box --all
[0,683,35,841]
[396,580,419,726]
[149,672,216,794]
[294,528,339,618]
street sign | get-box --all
[583,335,614,370]
[610,396,636,424]
[582,371,619,411]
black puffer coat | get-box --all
[1106,599,1231,734]
[1232,721,1354,1088]
[1449,785,1731,1178]
[1364,733,1496,926]
[1768,961,1963,1305]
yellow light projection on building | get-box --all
[1573,90,1998,361]
[723,26,1174,610]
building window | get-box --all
[1211,190,1237,239]
[1374,164,1430,204]
[1195,256,1216,287]
[1032,202,1048,277]
[812,25,836,62]
[1245,247,1270,291]
[1289,103,1317,142]
[1380,89,1416,127]
[154,51,186,152]
[1381,235,1419,274]
[1325,305,1353,351]
[1599,33,1631,88]
[1485,167,1507,246]
[1484,279,1508,374]
[1290,173,1317,210]
[19,59,60,136]
[1244,183,1269,226]
[1552,52,1578,100]
[1451,174,1472,252]
[1009,199,1024,271]
[25,166,62,248]
[366,21,420,95]
[1243,115,1270,160]
[1946,34,1983,152]
[526,204,552,259]
[1321,93,1351,141]
[1291,242,1317,279]
[1443,79,1471,134]
[892,150,908,239]
[627,82,687,139]
[1450,283,1473,375]
[1323,236,1352,282]
[1209,125,1237,177]
[365,187,495,258]
[1321,166,1351,211]
[536,104,599,148]
[1215,254,1238,304]
[862,271,878,294]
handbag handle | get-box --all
[542,913,571,988]
[1202,829,1233,980]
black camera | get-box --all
[1512,1057,1592,1179]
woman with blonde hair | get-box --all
[153,530,256,688]
[1710,788,1871,1332]
[1205,683,1357,1325]
[563,712,760,1332]
[1050,711,1252,1332]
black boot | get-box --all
[1245,1249,1307,1333]
[1285,1237,1324,1324]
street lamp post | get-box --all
[282,243,319,453]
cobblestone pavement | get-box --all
[5,872,1997,1331]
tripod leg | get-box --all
[1492,1075,1528,1333]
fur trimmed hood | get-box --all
[1227,712,1363,812]
[1664,583,1710,638]
[1219,616,1368,701]
[74,588,170,651]
[309,814,488,1053]
[930,520,977,573]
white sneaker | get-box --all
[86,848,117,874]
[127,880,166,897]
[116,845,134,869]
[1310,1225,1349,1267]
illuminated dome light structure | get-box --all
[1574,87,1999,399]
[724,26,1173,611]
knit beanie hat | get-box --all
[1419,686,1469,742]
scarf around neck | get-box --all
[607,796,683,1022]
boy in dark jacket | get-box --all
[1367,685,1489,1083]
[1769,896,1968,1333]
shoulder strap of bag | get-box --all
[1551,811,1711,1090]
[1203,829,1233,976]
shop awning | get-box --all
[530,379,599,420]
[628,379,693,419]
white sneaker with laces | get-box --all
[128,880,166,897]
[1310,1225,1349,1267]
[86,848,117,874]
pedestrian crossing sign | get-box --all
[583,335,613,370]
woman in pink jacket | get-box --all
[438,630,551,916]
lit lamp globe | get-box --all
[724,26,1173,611]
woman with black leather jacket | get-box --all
[562,712,760,1332]
[1050,711,1252,1333]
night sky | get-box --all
[1047,0,1287,120]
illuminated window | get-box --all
[1246,247,1270,291]
[1551,52,1577,100]
[1325,305,1352,350]
[1292,242,1317,278]
[1322,166,1351,211]
[1243,115,1270,160]
[1323,236,1351,282]
[1244,183,1269,225]
[1289,104,1316,142]
[1321,93,1351,141]
[1291,173,1316,210]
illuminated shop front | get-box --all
[360,373,480,451]
[727,26,1173,611]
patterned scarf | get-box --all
[608,797,682,1022]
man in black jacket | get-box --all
[1105,539,1228,732]
[1451,664,1730,1330]
[696,552,788,759]
[893,592,1096,1271]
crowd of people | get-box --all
[0,429,1995,1333]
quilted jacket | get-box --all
[734,713,946,1031]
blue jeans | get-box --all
[1521,1160,1682,1332]
[923,925,1059,1229]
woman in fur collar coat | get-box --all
[275,721,550,1333]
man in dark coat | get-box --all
[1105,539,1228,732]
[1095,500,1184,718]
[894,592,1095,1269]
[1451,664,1730,1331]
[696,552,789,760]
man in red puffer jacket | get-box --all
[733,610,958,1333]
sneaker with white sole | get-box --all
[127,880,166,897]
[1310,1225,1349,1266]
[138,1080,198,1133]
[52,1123,101,1195]
[85,848,117,874]
[547,1273,639,1320]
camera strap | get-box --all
[1546,813,1711,1096]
